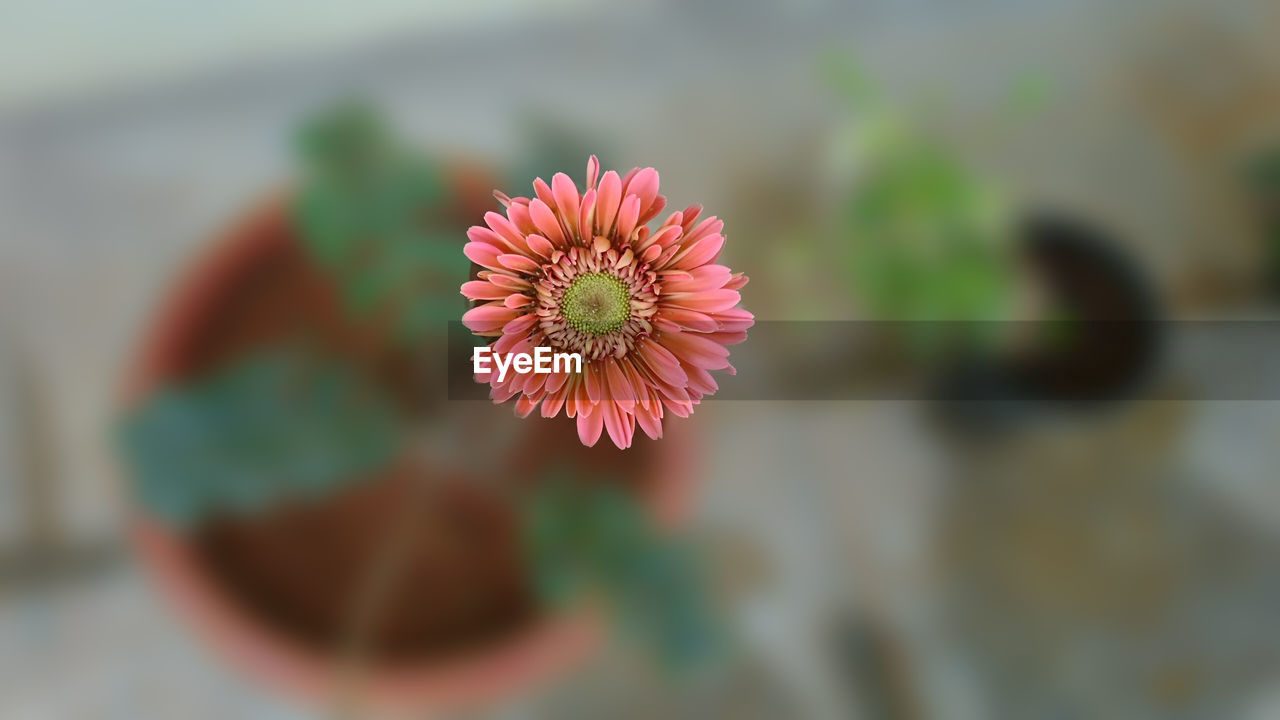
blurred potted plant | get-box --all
[826,60,1161,425]
[825,59,1017,363]
[118,103,714,715]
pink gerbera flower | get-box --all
[461,156,753,449]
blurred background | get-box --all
[4,0,1280,717]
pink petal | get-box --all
[463,239,505,271]
[602,402,634,449]
[542,386,567,418]
[506,202,538,235]
[586,155,600,191]
[515,394,539,418]
[658,307,718,333]
[639,195,667,226]
[654,317,681,334]
[622,359,651,410]
[704,331,749,347]
[460,280,509,300]
[596,171,621,235]
[603,359,636,409]
[685,364,719,395]
[669,233,725,270]
[637,340,689,386]
[533,177,556,209]
[616,195,641,241]
[488,273,533,291]
[634,405,663,440]
[462,302,519,332]
[502,313,539,334]
[584,363,602,403]
[660,264,731,294]
[544,370,570,395]
[659,331,731,370]
[663,288,741,313]
[623,167,660,219]
[526,234,555,259]
[614,248,635,269]
[578,189,596,244]
[645,225,683,253]
[577,407,604,447]
[492,381,521,403]
[529,199,565,245]
[551,173,581,234]
[681,217,723,247]
[711,308,754,333]
[680,204,703,232]
[498,254,540,273]
[483,212,530,254]
[725,272,749,290]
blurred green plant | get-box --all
[506,114,610,197]
[826,55,1017,356]
[525,475,722,671]
[295,101,471,343]
[119,349,399,527]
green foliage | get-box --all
[525,476,722,671]
[833,63,1015,356]
[294,101,471,343]
[119,349,399,527]
[506,114,608,195]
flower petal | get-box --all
[526,234,555,259]
[602,401,634,449]
[669,233,725,270]
[484,212,530,254]
[603,359,636,410]
[596,170,621,235]
[463,302,520,333]
[622,167,660,219]
[616,195,641,241]
[529,199,566,245]
[552,173,581,235]
[463,240,505,271]
[637,339,689,386]
[635,405,663,440]
[663,288,741,313]
[577,407,604,447]
[658,307,719,332]
[461,280,509,300]
[659,331,731,370]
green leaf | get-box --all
[523,477,723,671]
[291,102,464,342]
[118,349,401,527]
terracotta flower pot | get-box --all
[121,188,698,716]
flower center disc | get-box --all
[562,272,631,335]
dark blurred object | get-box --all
[1245,144,1280,300]
[936,214,1162,432]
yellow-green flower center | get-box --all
[562,272,631,335]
